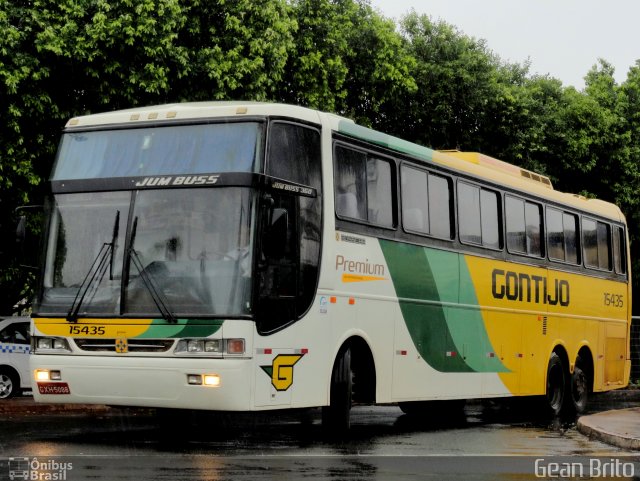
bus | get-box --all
[30,102,631,429]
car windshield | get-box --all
[39,188,255,318]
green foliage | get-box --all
[280,0,416,126]
[1,0,640,312]
[399,12,505,150]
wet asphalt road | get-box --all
[0,395,639,480]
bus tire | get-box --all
[570,363,589,414]
[0,369,18,399]
[322,347,353,432]
[545,352,567,417]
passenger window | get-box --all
[525,202,543,257]
[481,190,501,249]
[506,196,526,253]
[458,182,501,249]
[429,174,453,238]
[506,195,542,257]
[613,226,626,274]
[546,207,579,264]
[401,166,429,234]
[401,165,452,239]
[367,157,394,226]
[334,144,395,228]
[583,218,611,270]
[458,182,481,245]
[334,146,366,221]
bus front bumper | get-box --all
[30,355,254,411]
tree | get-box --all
[278,0,354,111]
[279,0,417,127]
[399,12,503,150]
[0,0,296,312]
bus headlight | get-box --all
[35,370,62,381]
[186,374,221,387]
[175,338,244,356]
[34,337,71,353]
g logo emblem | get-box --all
[260,354,304,391]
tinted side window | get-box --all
[367,157,394,227]
[429,174,453,238]
[458,182,481,245]
[267,122,321,190]
[583,218,611,270]
[613,226,626,274]
[262,122,322,329]
[458,182,500,249]
[401,165,452,239]
[525,202,543,257]
[401,166,429,234]
[547,207,579,264]
[334,144,395,228]
[334,146,367,220]
[506,196,526,253]
[547,208,564,260]
[564,213,579,264]
[481,190,501,249]
[506,195,542,257]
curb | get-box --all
[577,408,640,451]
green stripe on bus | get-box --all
[380,240,507,373]
[338,120,434,162]
[137,318,224,338]
[454,257,508,372]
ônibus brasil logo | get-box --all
[8,457,73,480]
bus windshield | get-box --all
[39,188,255,318]
[52,122,263,180]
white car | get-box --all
[0,317,31,399]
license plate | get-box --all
[37,382,71,395]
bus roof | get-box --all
[65,101,625,223]
[65,101,326,128]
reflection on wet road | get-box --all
[1,395,639,480]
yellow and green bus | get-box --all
[31,102,631,429]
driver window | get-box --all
[258,122,322,333]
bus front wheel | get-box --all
[322,347,353,432]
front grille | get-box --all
[74,338,175,353]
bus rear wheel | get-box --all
[545,353,567,417]
[570,363,589,414]
[322,347,353,432]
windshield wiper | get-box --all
[126,217,177,323]
[67,211,120,323]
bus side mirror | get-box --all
[16,215,26,244]
[14,205,44,270]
